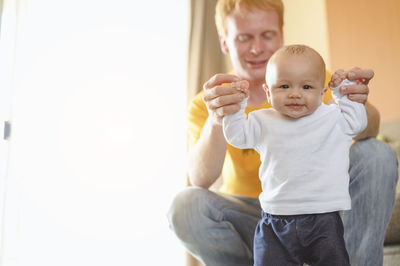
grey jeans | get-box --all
[167,138,399,266]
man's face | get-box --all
[220,8,284,83]
[265,53,326,119]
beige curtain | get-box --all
[184,2,230,265]
[186,0,230,104]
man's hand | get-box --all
[203,74,249,125]
[330,67,380,140]
[330,67,374,104]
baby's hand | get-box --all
[329,69,347,88]
[231,80,250,99]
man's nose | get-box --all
[249,38,264,55]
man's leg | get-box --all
[342,138,399,266]
[167,187,261,266]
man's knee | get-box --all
[167,187,212,239]
[350,138,398,187]
[350,138,398,171]
[351,138,397,165]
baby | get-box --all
[223,44,367,265]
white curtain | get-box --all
[0,1,188,265]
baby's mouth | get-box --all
[286,104,304,110]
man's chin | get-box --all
[237,69,265,81]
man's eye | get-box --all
[303,85,312,89]
[237,35,250,42]
[280,85,289,89]
[262,31,276,40]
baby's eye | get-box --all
[303,85,312,89]
[279,85,289,89]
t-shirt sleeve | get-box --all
[331,79,368,136]
[222,98,261,149]
[187,91,208,150]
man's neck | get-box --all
[247,80,267,107]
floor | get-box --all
[384,245,400,266]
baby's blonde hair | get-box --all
[215,0,284,37]
[273,44,325,73]
[281,44,312,55]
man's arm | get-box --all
[187,74,248,188]
[187,119,227,188]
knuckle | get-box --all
[203,79,212,90]
[214,86,223,95]
[232,104,241,113]
[369,69,375,78]
[219,106,228,116]
[204,74,220,90]
[202,91,211,103]
[213,74,223,84]
[335,69,345,76]
[216,107,224,116]
[216,85,231,97]
[214,97,223,106]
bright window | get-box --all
[1,1,187,265]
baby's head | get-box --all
[264,44,327,119]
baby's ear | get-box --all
[322,87,328,95]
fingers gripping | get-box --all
[202,77,250,124]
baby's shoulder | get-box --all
[318,103,340,116]
[251,108,279,118]
[255,108,279,116]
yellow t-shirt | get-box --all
[187,72,333,198]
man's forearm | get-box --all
[187,118,227,188]
[354,101,380,140]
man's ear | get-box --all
[219,36,229,55]
[263,84,272,104]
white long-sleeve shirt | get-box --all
[222,81,367,215]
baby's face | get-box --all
[265,52,326,119]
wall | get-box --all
[326,0,400,123]
[283,0,331,69]
[283,0,400,123]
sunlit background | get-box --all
[0,0,188,265]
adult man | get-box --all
[168,1,398,265]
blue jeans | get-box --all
[167,138,399,266]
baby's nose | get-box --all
[288,88,302,98]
